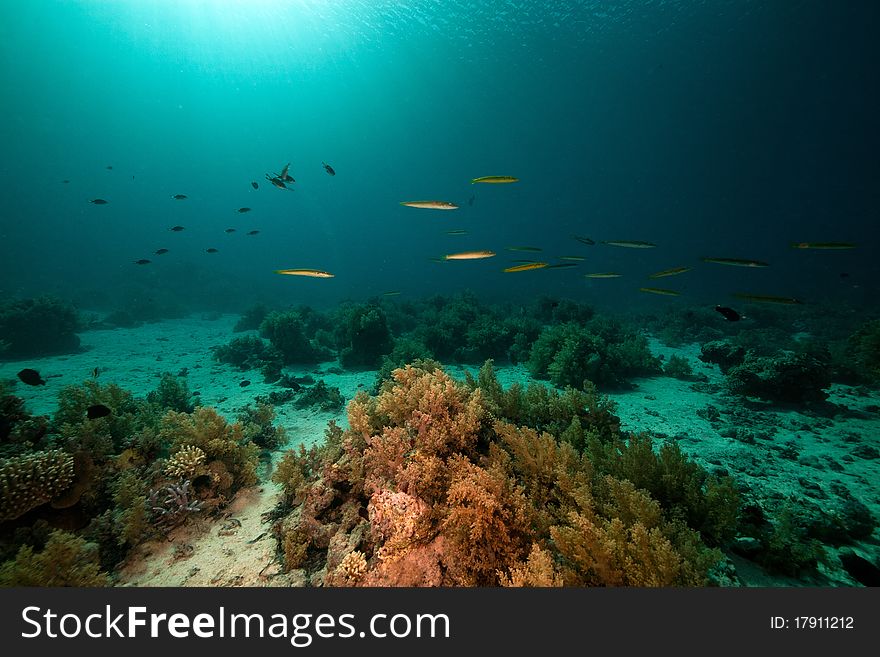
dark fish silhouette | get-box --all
[154,248,169,255]
[92,367,99,378]
[239,380,251,387]
[17,369,45,386]
[86,404,112,419]
[206,248,219,253]
[62,179,70,184]
[715,305,741,322]
[169,225,185,232]
[171,194,187,200]
[225,228,236,233]
[236,207,251,213]
[572,235,595,246]
[90,198,108,205]
[278,163,295,183]
[246,230,260,236]
[251,181,259,189]
[322,162,336,176]
[840,272,850,279]
[134,259,151,265]
[105,165,113,170]
[468,194,475,206]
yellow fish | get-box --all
[444,251,496,260]
[640,287,680,296]
[274,269,335,278]
[471,176,519,184]
[649,266,692,279]
[503,262,548,273]
[400,200,459,210]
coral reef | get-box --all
[0,382,49,457]
[233,303,270,332]
[260,310,334,365]
[0,296,82,358]
[165,446,206,479]
[159,407,259,494]
[294,381,345,413]
[335,303,394,368]
[148,481,203,532]
[0,530,109,586]
[0,450,75,522]
[272,363,727,587]
[212,334,281,371]
[725,351,832,404]
[698,341,746,374]
[528,319,661,389]
[146,372,195,413]
[238,403,287,449]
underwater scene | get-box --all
[0,1,878,588]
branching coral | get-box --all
[159,407,259,492]
[165,445,206,479]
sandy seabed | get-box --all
[2,315,878,587]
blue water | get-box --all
[0,1,877,312]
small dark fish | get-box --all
[62,179,70,184]
[92,367,99,378]
[840,272,850,279]
[17,369,45,386]
[171,194,187,200]
[715,305,741,322]
[169,225,185,232]
[192,391,201,396]
[86,404,112,419]
[105,165,113,170]
[236,207,251,213]
[322,162,336,176]
[225,228,236,233]
[134,259,151,265]
[239,380,251,387]
[572,235,595,246]
[265,174,289,190]
[154,248,169,255]
[206,248,219,254]
[468,194,475,206]
[251,181,259,190]
[544,263,579,270]
[278,163,295,183]
[247,230,260,236]
[90,198,108,205]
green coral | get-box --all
[529,319,661,389]
[146,372,195,413]
[260,310,333,364]
[238,403,287,449]
[0,295,82,358]
[725,351,831,403]
[233,303,270,332]
[294,381,345,413]
[586,433,739,546]
[335,303,394,368]
[467,360,621,444]
[0,381,49,457]
[55,380,154,455]
[0,530,109,586]
[212,334,281,370]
